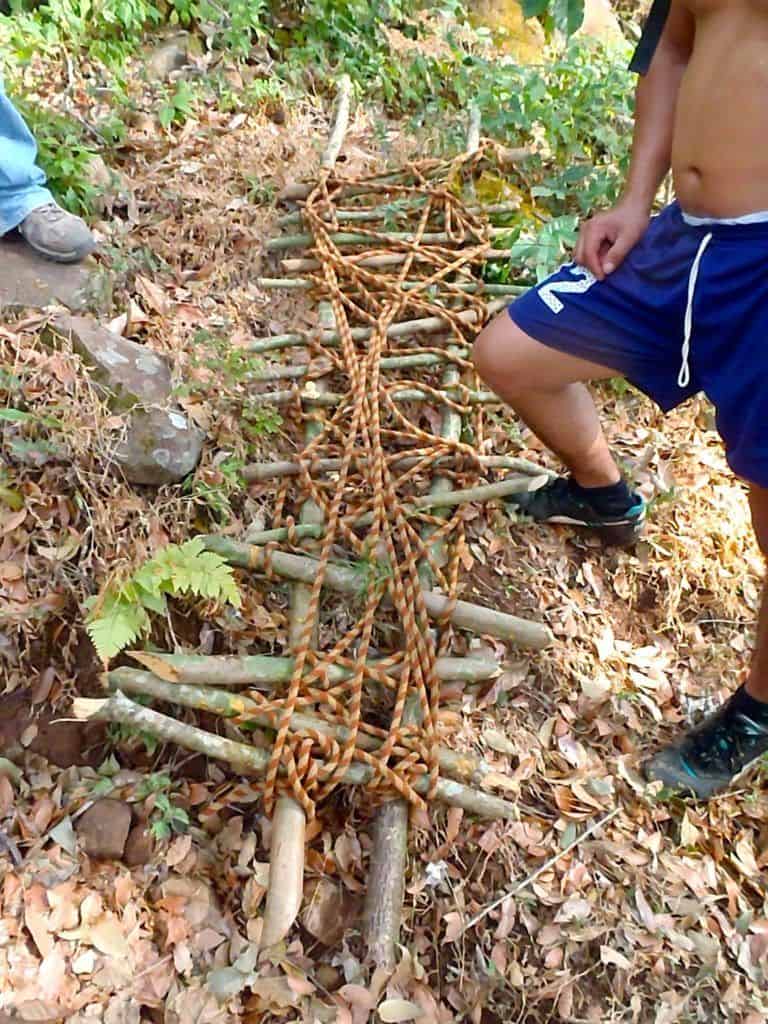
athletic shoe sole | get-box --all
[535,512,646,548]
[643,747,765,800]
[21,239,96,264]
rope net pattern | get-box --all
[252,150,498,819]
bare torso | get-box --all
[673,0,768,215]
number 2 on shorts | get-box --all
[538,263,598,314]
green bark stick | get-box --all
[276,201,522,229]
[237,474,539,544]
[256,350,468,382]
[280,249,519,273]
[243,453,551,483]
[266,225,512,253]
[247,298,507,353]
[256,278,526,297]
[75,691,517,819]
[201,537,554,649]
[108,668,511,793]
[127,651,501,686]
[251,386,500,409]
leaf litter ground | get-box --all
[1,67,768,1024]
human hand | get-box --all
[573,202,651,280]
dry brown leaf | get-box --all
[301,877,357,946]
[600,946,632,970]
[338,983,376,1024]
[443,911,463,943]
[335,831,362,873]
[135,274,171,315]
[88,915,131,959]
[378,998,424,1022]
[24,886,53,958]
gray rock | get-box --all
[116,406,205,486]
[45,314,171,410]
[0,235,111,314]
[145,32,190,81]
[43,314,204,486]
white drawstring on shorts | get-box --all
[678,232,713,388]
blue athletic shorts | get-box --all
[508,201,768,487]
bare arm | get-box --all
[575,3,695,277]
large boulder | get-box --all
[0,235,111,314]
[43,314,204,486]
[47,314,171,410]
[467,0,546,61]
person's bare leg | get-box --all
[473,312,622,487]
[746,485,768,702]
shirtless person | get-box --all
[473,1,768,798]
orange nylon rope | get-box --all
[252,150,494,819]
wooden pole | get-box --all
[74,692,519,819]
[247,298,507,353]
[243,453,551,483]
[250,386,501,409]
[365,105,484,967]
[276,201,521,229]
[280,248,519,274]
[266,224,514,253]
[255,278,526,297]
[126,651,501,686]
[202,537,554,648]
[108,668,511,791]
[217,472,543,552]
[261,75,353,956]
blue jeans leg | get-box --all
[0,79,54,236]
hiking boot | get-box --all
[19,202,95,263]
[507,476,646,547]
[644,686,768,799]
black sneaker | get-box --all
[644,686,768,799]
[507,476,646,547]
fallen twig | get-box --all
[459,807,622,935]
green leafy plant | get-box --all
[158,78,199,129]
[85,537,241,663]
[183,456,246,523]
[90,754,122,797]
[523,0,585,38]
[136,771,190,839]
[4,91,99,215]
[184,332,283,448]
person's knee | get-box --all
[473,313,528,395]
